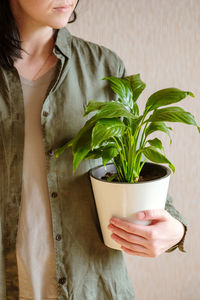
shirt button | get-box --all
[48,149,54,156]
[43,111,49,117]
[56,234,62,241]
[51,192,58,198]
[58,277,66,285]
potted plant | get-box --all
[55,74,200,250]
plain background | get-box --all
[69,1,200,299]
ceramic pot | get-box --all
[89,162,171,250]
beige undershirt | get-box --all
[16,66,58,300]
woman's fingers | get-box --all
[109,217,152,239]
[111,233,149,254]
[121,246,150,257]
[108,224,148,247]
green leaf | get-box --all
[84,150,102,160]
[102,145,119,166]
[132,103,140,116]
[125,74,146,102]
[131,116,143,135]
[85,143,119,166]
[145,88,195,112]
[72,127,93,171]
[147,106,200,129]
[72,101,135,166]
[107,173,118,182]
[103,74,146,112]
[73,145,91,172]
[83,100,105,116]
[73,101,133,150]
[103,76,133,107]
[96,101,136,120]
[140,146,175,173]
[72,116,96,153]
[92,118,126,148]
[147,138,165,154]
[55,139,73,158]
[145,122,172,144]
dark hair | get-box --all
[68,0,80,23]
[0,0,22,69]
[0,0,80,70]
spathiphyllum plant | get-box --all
[55,74,200,183]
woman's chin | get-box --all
[48,16,72,29]
[50,21,69,29]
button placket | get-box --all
[51,192,58,198]
[41,101,68,294]
[56,234,62,241]
[58,277,66,285]
[48,149,54,157]
[43,111,49,117]
[46,161,68,294]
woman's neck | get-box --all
[20,27,56,57]
[14,26,58,81]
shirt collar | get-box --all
[54,27,72,59]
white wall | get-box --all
[69,1,200,299]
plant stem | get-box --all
[127,128,136,182]
[139,122,148,149]
[112,136,126,181]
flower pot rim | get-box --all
[89,162,171,185]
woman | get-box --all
[0,0,187,299]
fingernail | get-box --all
[110,217,121,224]
[137,212,145,219]
[110,219,115,224]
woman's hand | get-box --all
[108,209,185,257]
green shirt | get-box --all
[0,27,187,300]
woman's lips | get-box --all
[53,6,71,12]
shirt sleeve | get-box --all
[117,57,128,77]
[165,194,188,253]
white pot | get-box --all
[89,162,171,250]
